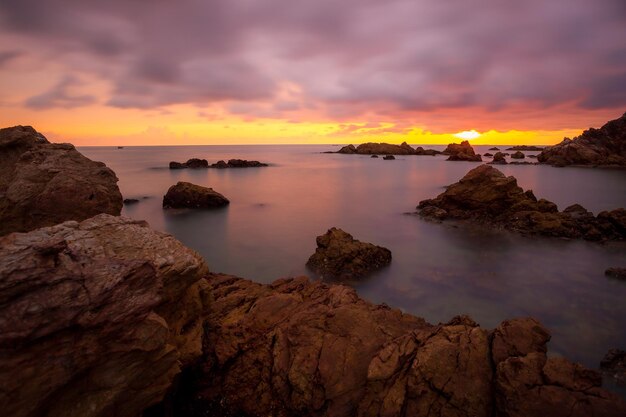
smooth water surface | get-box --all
[80,144,626,378]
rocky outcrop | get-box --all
[413,146,441,156]
[163,182,229,209]
[306,228,392,280]
[338,144,357,154]
[483,152,493,157]
[153,274,626,417]
[488,147,500,151]
[210,159,268,168]
[371,154,379,158]
[335,142,440,156]
[442,140,482,162]
[601,349,626,385]
[417,165,626,241]
[0,214,210,417]
[510,151,525,159]
[506,145,544,151]
[537,112,626,167]
[0,125,122,236]
[489,152,507,165]
[382,155,395,160]
[169,158,209,169]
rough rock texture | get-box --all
[417,165,626,241]
[601,349,626,385]
[153,275,626,417]
[169,158,209,169]
[605,267,626,279]
[506,145,544,151]
[510,151,525,159]
[537,112,626,166]
[306,227,392,280]
[489,152,507,165]
[442,141,482,162]
[0,125,122,236]
[210,159,268,168]
[163,182,229,209]
[0,214,210,417]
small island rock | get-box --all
[163,182,229,209]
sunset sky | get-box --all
[0,0,625,146]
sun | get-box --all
[453,130,481,140]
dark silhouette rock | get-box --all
[605,268,626,280]
[209,159,268,168]
[484,152,493,157]
[417,165,626,241]
[334,142,440,156]
[443,140,482,161]
[489,152,508,165]
[414,146,441,155]
[169,161,186,169]
[538,112,626,167]
[510,151,525,159]
[0,125,122,236]
[163,182,229,209]
[211,160,228,168]
[601,349,626,385]
[382,155,395,160]
[168,158,209,169]
[306,227,392,280]
[0,214,210,417]
[124,198,140,205]
[371,154,379,158]
[338,144,357,154]
[506,145,544,151]
[489,147,500,151]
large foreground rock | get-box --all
[153,274,626,417]
[306,228,392,280]
[417,164,626,241]
[0,215,210,417]
[0,125,122,236]
[163,181,229,209]
[537,112,626,166]
[442,140,482,161]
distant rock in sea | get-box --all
[442,140,482,162]
[484,152,493,157]
[169,158,209,169]
[163,181,229,209]
[123,198,140,205]
[510,151,525,159]
[210,159,268,168]
[0,125,122,236]
[537,112,626,167]
[417,164,626,241]
[335,142,441,155]
[371,154,379,158]
[489,152,508,165]
[488,147,500,151]
[506,145,544,151]
[382,154,395,160]
[306,227,392,280]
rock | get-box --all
[489,147,500,151]
[0,125,122,236]
[338,144,357,154]
[413,146,441,156]
[484,152,493,157]
[382,155,395,160]
[124,198,140,205]
[211,160,228,168]
[163,182,229,209]
[506,145,544,151]
[605,268,626,280]
[371,154,379,158]
[510,151,525,159]
[209,159,268,168]
[0,214,210,417]
[601,349,626,384]
[169,161,186,169]
[355,141,415,155]
[168,158,209,169]
[489,152,508,165]
[443,140,482,162]
[306,227,392,280]
[153,275,626,417]
[417,165,626,241]
[537,112,626,167]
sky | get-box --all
[0,0,625,146]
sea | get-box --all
[80,144,626,393]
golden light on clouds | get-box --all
[453,130,481,140]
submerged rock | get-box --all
[124,198,140,205]
[163,182,229,209]
[484,152,493,157]
[417,165,626,241]
[510,151,525,159]
[371,154,379,158]
[306,227,392,280]
[0,125,122,236]
[537,112,626,167]
[443,140,482,162]
[0,214,210,417]
[413,146,441,155]
[382,155,395,160]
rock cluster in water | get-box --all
[0,126,122,236]
[537,112,626,167]
[442,140,482,161]
[163,181,229,209]
[306,227,392,280]
[489,151,508,164]
[417,165,626,241]
[506,145,544,151]
[169,158,268,169]
[337,142,441,155]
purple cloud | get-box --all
[25,75,97,109]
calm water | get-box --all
[80,145,626,382]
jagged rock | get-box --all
[382,155,395,160]
[209,159,268,168]
[306,227,392,280]
[163,182,229,209]
[605,268,626,280]
[354,142,416,155]
[417,165,626,241]
[601,349,626,385]
[338,144,357,154]
[443,140,482,162]
[0,125,122,236]
[168,158,209,169]
[489,152,507,165]
[153,274,626,417]
[510,151,525,159]
[506,145,544,151]
[0,214,210,417]
[538,112,626,166]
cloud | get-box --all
[25,75,97,109]
[1,0,625,128]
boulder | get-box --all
[601,349,626,385]
[0,214,210,417]
[443,140,482,162]
[162,182,229,209]
[338,144,357,154]
[0,125,122,236]
[306,227,392,280]
[382,155,395,160]
[510,151,525,159]
[489,152,508,165]
[417,165,626,241]
[537,112,626,166]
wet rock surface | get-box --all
[163,182,229,209]
[306,227,392,280]
[0,125,122,236]
[538,112,626,167]
[417,164,626,241]
[442,140,482,162]
[0,215,210,417]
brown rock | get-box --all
[443,140,482,161]
[306,227,392,280]
[338,144,357,154]
[382,155,395,160]
[162,181,229,209]
[215,159,268,168]
[605,268,626,280]
[489,152,508,165]
[355,141,416,155]
[601,348,626,384]
[168,158,209,169]
[0,214,210,417]
[506,145,544,151]
[488,147,500,151]
[0,125,122,236]
[510,151,525,159]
